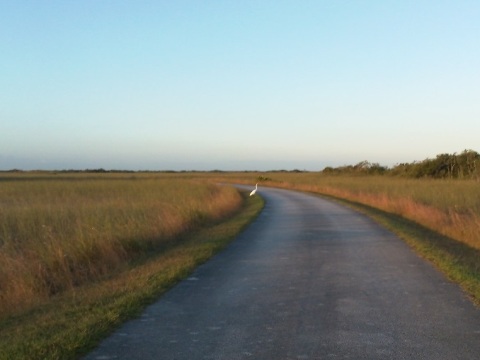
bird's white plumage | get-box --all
[249,183,258,196]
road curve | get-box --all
[84,186,480,360]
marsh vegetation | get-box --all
[0,174,244,318]
[1,160,479,358]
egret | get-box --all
[249,183,258,196]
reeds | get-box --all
[0,174,242,318]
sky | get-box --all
[1,0,479,171]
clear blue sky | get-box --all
[1,1,479,171]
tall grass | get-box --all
[217,172,480,251]
[0,174,242,318]
[0,183,263,360]
[2,171,478,319]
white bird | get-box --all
[249,183,258,196]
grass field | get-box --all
[0,173,245,318]
[1,171,478,359]
[0,172,264,359]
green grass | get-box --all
[0,188,264,360]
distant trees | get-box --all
[457,149,479,178]
[323,161,388,176]
[322,149,480,180]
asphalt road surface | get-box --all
[84,186,480,360]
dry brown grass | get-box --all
[0,174,242,318]
[211,172,480,251]
[304,183,480,251]
[0,182,264,360]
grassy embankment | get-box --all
[0,173,264,359]
[215,172,480,305]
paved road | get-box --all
[84,186,480,360]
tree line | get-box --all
[322,149,480,179]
